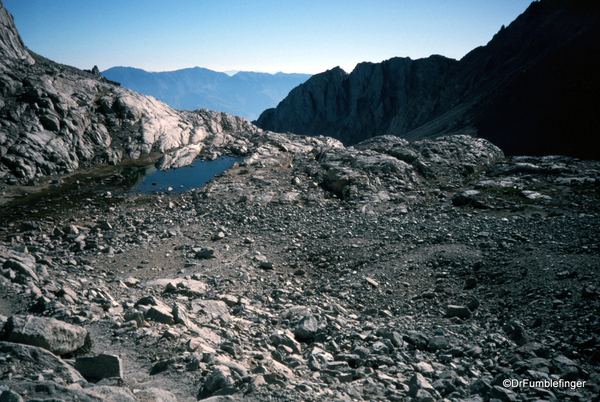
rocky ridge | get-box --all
[255,57,457,147]
[0,2,33,65]
[256,0,600,159]
[0,0,259,182]
[0,133,599,401]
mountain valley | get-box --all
[0,0,599,401]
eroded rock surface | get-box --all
[0,1,259,182]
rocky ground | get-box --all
[0,134,598,401]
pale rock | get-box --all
[2,315,88,355]
[134,388,178,402]
[146,304,175,325]
[192,299,231,323]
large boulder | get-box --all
[0,341,84,383]
[192,300,231,324]
[1,315,89,355]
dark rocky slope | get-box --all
[256,0,600,159]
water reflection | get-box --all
[127,157,240,194]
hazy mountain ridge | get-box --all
[102,66,311,121]
[256,0,600,159]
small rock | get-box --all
[295,314,318,342]
[364,277,379,287]
[490,385,518,402]
[271,330,302,354]
[204,365,234,392]
[465,277,478,289]
[123,277,140,287]
[211,231,226,241]
[408,372,437,397]
[195,248,216,259]
[146,305,175,325]
[259,261,274,269]
[446,305,471,319]
[75,354,123,380]
[192,300,231,323]
[428,335,448,350]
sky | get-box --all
[4,0,533,75]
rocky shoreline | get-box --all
[1,134,599,401]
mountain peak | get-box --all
[0,0,34,65]
[256,0,600,159]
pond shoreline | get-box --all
[0,156,241,225]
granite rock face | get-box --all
[0,0,33,65]
[256,0,600,159]
[0,1,258,181]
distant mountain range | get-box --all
[102,67,311,121]
[256,0,600,159]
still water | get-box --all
[127,157,240,194]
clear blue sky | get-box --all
[4,0,533,74]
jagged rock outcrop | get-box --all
[256,57,456,146]
[0,2,258,181]
[256,0,600,159]
[0,0,33,65]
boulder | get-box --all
[146,305,175,325]
[75,354,123,380]
[0,341,84,383]
[295,314,318,342]
[446,305,471,319]
[3,256,38,282]
[192,300,231,323]
[1,315,89,355]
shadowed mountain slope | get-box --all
[256,0,600,158]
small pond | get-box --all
[127,156,241,194]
